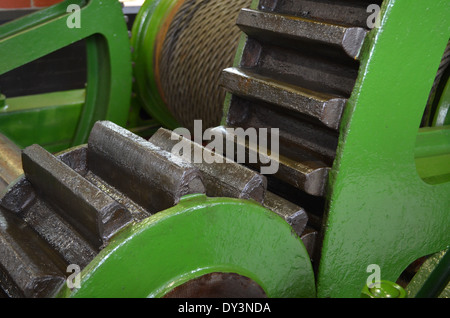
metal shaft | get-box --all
[0,134,23,193]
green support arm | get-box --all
[0,0,132,147]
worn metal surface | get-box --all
[218,0,450,298]
[1,120,315,298]
[149,128,267,203]
[88,122,206,214]
[22,145,133,247]
[236,8,367,60]
[258,0,383,29]
[0,0,132,147]
[58,194,316,298]
[2,0,447,299]
[210,126,331,197]
[299,227,318,261]
[0,207,66,298]
[221,67,348,130]
[226,96,338,162]
[0,120,207,297]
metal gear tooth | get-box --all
[219,1,370,199]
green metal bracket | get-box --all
[57,194,316,298]
[0,90,84,153]
[317,0,450,298]
[0,0,132,149]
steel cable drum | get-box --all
[131,0,252,132]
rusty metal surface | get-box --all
[0,134,23,194]
[164,272,267,298]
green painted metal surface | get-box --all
[57,194,316,298]
[0,90,84,153]
[318,0,450,298]
[415,127,450,185]
[130,0,181,130]
[0,0,132,147]
[361,281,407,299]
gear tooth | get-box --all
[220,1,370,201]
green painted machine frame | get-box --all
[0,0,448,298]
[317,0,450,298]
[0,0,133,152]
[57,194,315,298]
